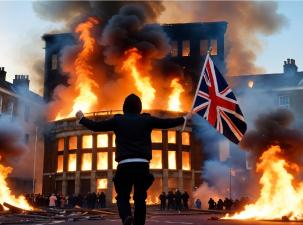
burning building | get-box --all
[41,20,227,206]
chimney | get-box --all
[283,58,298,75]
[0,67,7,81]
[13,75,30,91]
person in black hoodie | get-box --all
[76,93,191,225]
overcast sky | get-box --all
[0,1,302,95]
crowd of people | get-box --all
[25,192,107,209]
[207,197,250,211]
[158,190,190,211]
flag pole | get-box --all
[181,47,212,131]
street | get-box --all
[40,213,303,225]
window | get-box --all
[97,178,108,190]
[58,138,64,151]
[278,95,290,108]
[182,132,190,145]
[112,152,118,169]
[112,134,116,147]
[69,136,77,150]
[24,105,30,122]
[150,150,162,169]
[68,154,77,172]
[182,40,190,56]
[210,40,218,55]
[182,151,190,170]
[51,54,58,70]
[97,134,108,148]
[57,155,63,173]
[168,151,176,170]
[200,40,208,55]
[151,130,162,143]
[82,135,93,149]
[81,153,92,171]
[97,152,108,170]
[167,131,176,144]
[170,41,178,57]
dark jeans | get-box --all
[113,162,154,225]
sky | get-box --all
[0,1,302,95]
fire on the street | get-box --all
[224,145,303,221]
[0,157,32,210]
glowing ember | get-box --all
[122,48,155,109]
[224,145,303,221]
[55,17,99,120]
[168,78,184,111]
[0,159,32,210]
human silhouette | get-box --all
[76,94,191,225]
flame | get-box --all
[97,152,108,170]
[151,130,162,143]
[81,153,92,171]
[150,150,162,169]
[68,154,77,172]
[122,48,156,109]
[224,145,303,221]
[0,158,32,210]
[82,135,93,149]
[168,130,176,143]
[168,151,176,170]
[97,134,108,148]
[55,17,99,120]
[182,151,190,171]
[168,78,184,111]
[97,178,108,189]
[57,155,63,173]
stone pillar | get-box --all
[75,171,81,195]
[178,169,183,192]
[62,172,67,196]
[163,169,168,193]
[91,170,96,193]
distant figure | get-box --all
[208,198,216,210]
[49,194,57,208]
[217,199,224,210]
[182,192,190,210]
[167,191,175,210]
[76,94,191,225]
[195,199,201,209]
[224,198,233,210]
[175,190,182,212]
[159,192,166,211]
[100,192,106,208]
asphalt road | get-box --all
[48,214,303,225]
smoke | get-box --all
[32,1,165,28]
[0,116,28,166]
[158,1,288,75]
[240,108,303,167]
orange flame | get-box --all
[224,145,303,221]
[168,78,184,112]
[56,17,99,120]
[0,158,32,210]
[122,48,155,109]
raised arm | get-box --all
[150,116,185,129]
[79,117,115,132]
[76,111,115,132]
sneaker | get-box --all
[123,216,133,225]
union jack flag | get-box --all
[192,55,247,144]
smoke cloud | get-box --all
[240,108,303,167]
[0,116,28,165]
